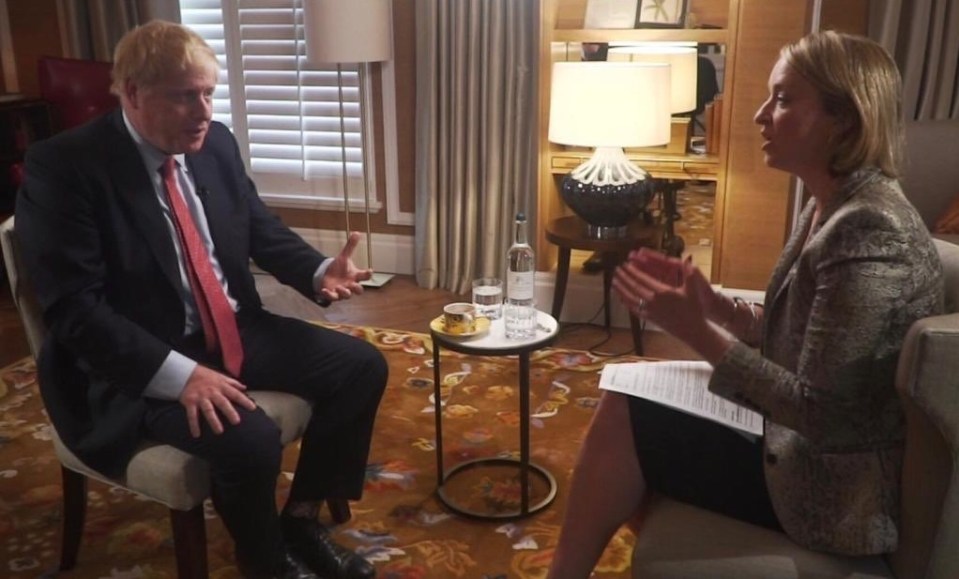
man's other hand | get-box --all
[179,365,257,437]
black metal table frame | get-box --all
[430,322,559,520]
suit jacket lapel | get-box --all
[764,170,879,320]
[763,200,815,340]
[106,112,182,291]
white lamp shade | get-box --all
[607,45,698,113]
[548,62,671,148]
[304,0,392,64]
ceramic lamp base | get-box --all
[560,174,654,239]
[585,223,629,239]
[559,146,656,238]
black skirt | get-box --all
[627,397,783,531]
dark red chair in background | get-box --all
[14,54,112,266]
[37,56,117,131]
[5,57,117,201]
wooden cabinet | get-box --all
[537,0,812,290]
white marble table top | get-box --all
[431,310,559,354]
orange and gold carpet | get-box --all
[0,323,644,578]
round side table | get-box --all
[430,310,560,519]
[546,215,664,356]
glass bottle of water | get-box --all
[504,212,536,339]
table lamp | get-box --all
[607,44,698,114]
[303,0,394,287]
[607,44,699,254]
[548,61,671,238]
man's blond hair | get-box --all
[110,20,217,96]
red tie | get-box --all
[161,157,244,377]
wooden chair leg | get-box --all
[59,466,87,571]
[326,498,352,524]
[169,506,208,579]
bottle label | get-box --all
[507,271,534,300]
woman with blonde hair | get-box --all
[547,30,942,577]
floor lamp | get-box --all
[304,0,394,287]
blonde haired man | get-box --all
[17,20,382,579]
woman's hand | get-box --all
[612,248,731,363]
[620,249,726,319]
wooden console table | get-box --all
[549,150,719,182]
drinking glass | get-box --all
[471,277,503,320]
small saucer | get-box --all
[430,315,491,338]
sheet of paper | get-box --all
[599,360,764,437]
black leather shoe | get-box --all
[238,549,319,579]
[281,515,375,579]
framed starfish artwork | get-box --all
[636,0,688,28]
[583,0,639,29]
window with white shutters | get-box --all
[179,0,371,209]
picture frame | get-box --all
[584,0,639,29]
[635,0,688,28]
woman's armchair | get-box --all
[630,239,959,578]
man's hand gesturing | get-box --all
[318,231,373,303]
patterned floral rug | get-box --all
[0,323,646,578]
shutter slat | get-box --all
[181,0,364,185]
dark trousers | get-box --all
[142,309,388,567]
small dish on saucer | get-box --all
[430,315,490,338]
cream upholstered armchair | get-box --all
[629,238,959,578]
[1,216,350,577]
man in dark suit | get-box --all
[16,21,384,579]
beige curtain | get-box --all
[57,0,177,61]
[870,0,959,120]
[414,0,538,293]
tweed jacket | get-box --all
[709,168,943,555]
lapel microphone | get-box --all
[197,186,209,201]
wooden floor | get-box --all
[0,270,699,370]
